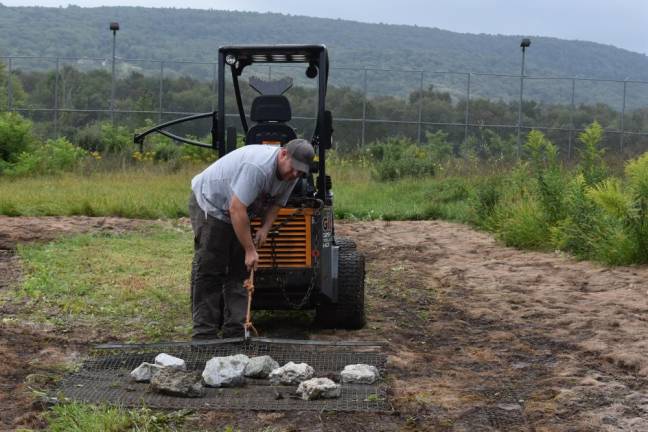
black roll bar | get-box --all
[133,111,217,151]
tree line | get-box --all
[1,62,648,159]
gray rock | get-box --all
[244,355,280,378]
[130,362,163,382]
[154,353,186,370]
[150,368,204,398]
[202,354,250,387]
[296,378,341,400]
[341,364,380,384]
[269,361,314,385]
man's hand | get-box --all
[254,226,270,248]
[245,249,259,272]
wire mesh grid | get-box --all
[56,338,390,412]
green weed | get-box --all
[47,403,189,432]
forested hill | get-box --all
[1,5,648,85]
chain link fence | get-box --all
[2,55,648,159]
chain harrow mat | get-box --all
[55,338,390,412]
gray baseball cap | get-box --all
[285,139,315,174]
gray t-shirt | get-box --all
[191,145,298,223]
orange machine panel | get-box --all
[251,208,313,268]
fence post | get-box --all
[516,70,525,158]
[620,79,627,155]
[54,57,60,138]
[110,46,116,128]
[417,70,424,144]
[361,68,367,148]
[464,73,471,145]
[211,62,217,112]
[568,78,575,160]
[159,61,164,123]
[7,57,13,111]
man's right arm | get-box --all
[229,195,258,271]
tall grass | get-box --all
[0,159,479,222]
[0,165,198,218]
[4,125,648,266]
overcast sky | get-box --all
[4,0,647,55]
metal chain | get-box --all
[267,201,321,309]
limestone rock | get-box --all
[154,353,186,370]
[296,377,341,400]
[244,355,280,378]
[269,361,314,385]
[130,362,163,382]
[202,354,250,387]
[341,364,379,384]
[150,367,204,398]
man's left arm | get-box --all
[254,204,281,247]
[255,179,299,247]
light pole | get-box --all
[517,38,531,156]
[110,22,119,127]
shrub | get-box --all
[589,222,637,265]
[586,152,648,263]
[152,140,181,161]
[180,143,216,163]
[493,198,549,250]
[366,137,437,180]
[549,174,601,258]
[74,121,103,152]
[2,137,87,177]
[425,130,453,162]
[0,112,35,164]
[100,122,133,154]
[524,130,566,224]
[461,129,516,161]
[577,121,607,185]
[474,177,502,226]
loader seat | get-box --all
[245,95,297,145]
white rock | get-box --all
[269,361,314,385]
[244,355,280,378]
[154,353,186,370]
[130,362,163,382]
[341,364,379,384]
[202,354,250,387]
[296,377,341,400]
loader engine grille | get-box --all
[252,208,312,268]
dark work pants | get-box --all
[189,193,248,339]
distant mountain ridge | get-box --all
[1,5,648,103]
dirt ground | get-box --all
[1,216,648,431]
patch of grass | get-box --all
[14,224,193,341]
[334,173,476,222]
[365,393,385,402]
[0,165,200,218]
[47,403,189,432]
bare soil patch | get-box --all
[1,217,647,431]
